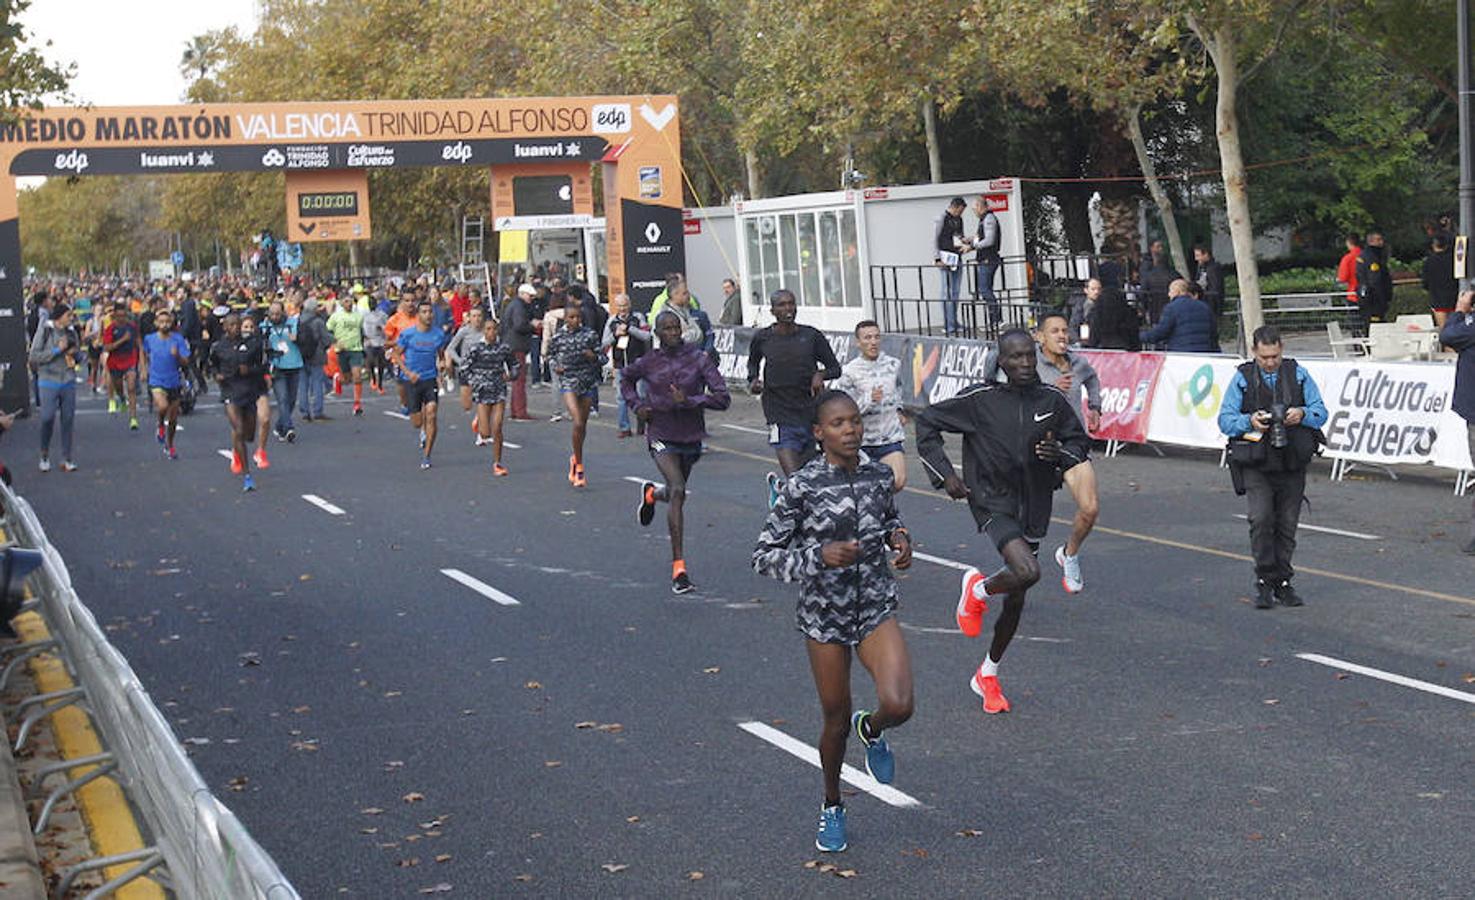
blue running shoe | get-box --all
[242,474,255,493]
[420,456,432,470]
[766,471,781,509]
[815,804,847,853]
[853,710,894,784]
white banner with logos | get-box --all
[1146,353,1473,471]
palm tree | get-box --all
[179,33,222,82]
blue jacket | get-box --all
[1441,310,1475,423]
[1140,295,1219,352]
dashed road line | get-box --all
[738,721,921,808]
[1296,653,1475,705]
[217,449,234,461]
[720,423,770,436]
[1233,515,1379,541]
[912,550,972,572]
[440,568,521,606]
[383,410,410,421]
[301,494,346,516]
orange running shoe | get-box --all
[572,465,587,488]
[493,463,509,477]
[229,452,244,475]
[567,455,578,483]
[253,448,270,470]
[970,670,1010,714]
[956,568,988,637]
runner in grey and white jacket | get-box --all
[834,320,907,491]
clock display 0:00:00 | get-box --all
[297,191,360,217]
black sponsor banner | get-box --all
[620,199,686,313]
[0,219,27,414]
[10,136,610,176]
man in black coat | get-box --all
[1193,245,1225,319]
[1356,231,1394,327]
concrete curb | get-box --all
[0,735,44,898]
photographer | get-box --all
[1219,326,1327,609]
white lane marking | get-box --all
[738,721,921,808]
[1233,515,1379,541]
[720,423,770,436]
[898,623,1070,642]
[503,441,521,449]
[912,550,973,572]
[1296,653,1475,705]
[439,568,521,606]
[383,410,410,420]
[301,494,346,516]
[622,475,691,494]
[217,449,234,461]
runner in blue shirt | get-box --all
[141,308,191,459]
[392,300,450,469]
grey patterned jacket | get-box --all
[752,454,907,643]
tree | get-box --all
[0,0,73,119]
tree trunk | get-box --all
[921,97,942,183]
[1125,105,1189,278]
[744,147,762,200]
[348,239,362,273]
[1097,189,1140,255]
[1194,19,1263,350]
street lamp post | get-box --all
[1460,0,1475,284]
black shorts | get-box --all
[224,389,263,409]
[408,378,439,413]
[150,385,181,403]
[980,512,1041,555]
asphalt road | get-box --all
[8,378,1475,897]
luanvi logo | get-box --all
[53,149,88,173]
[261,148,286,167]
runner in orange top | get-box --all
[383,293,418,414]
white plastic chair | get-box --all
[1326,321,1370,359]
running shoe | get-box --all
[852,711,894,784]
[1054,545,1083,594]
[418,430,427,449]
[242,474,255,492]
[493,463,509,477]
[1254,581,1274,610]
[572,466,587,489]
[970,670,1010,714]
[399,405,410,416]
[166,446,179,461]
[285,428,297,444]
[956,568,988,638]
[1274,581,1304,607]
[567,455,577,484]
[108,397,118,414]
[672,571,694,594]
[129,417,139,431]
[420,456,433,470]
[815,804,847,853]
[353,405,364,417]
[229,452,244,475]
[37,457,49,473]
[156,423,166,444]
[549,413,564,423]
[765,471,781,509]
[253,448,270,470]
[637,481,658,527]
[475,435,490,447]
[59,460,77,473]
[333,374,343,395]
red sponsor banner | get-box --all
[1076,350,1166,443]
[683,218,701,235]
[984,193,1009,213]
[863,187,889,200]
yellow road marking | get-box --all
[2,522,162,900]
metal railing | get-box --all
[870,259,1052,338]
[0,482,300,899]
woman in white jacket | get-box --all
[834,320,906,492]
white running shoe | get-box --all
[38,456,50,473]
[1055,545,1083,594]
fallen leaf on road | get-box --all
[226,776,248,792]
[292,705,311,714]
[1463,673,1475,684]
[435,854,453,863]
[360,828,378,835]
[595,723,623,733]
[384,691,403,698]
[575,721,597,729]
[417,885,452,895]
[529,832,543,839]
[544,761,562,768]
[902,848,929,858]
[1417,792,1445,799]
[361,807,385,816]
[803,861,819,869]
[1247,832,1264,841]
[688,871,704,880]
[703,667,720,674]
[1263,699,1280,706]
[1256,658,1272,667]
[817,863,836,873]
[836,869,857,878]
[956,828,983,837]
[398,858,420,868]
[626,816,640,823]
[299,574,312,581]
[385,761,405,771]
[1334,673,1350,681]
[601,863,628,874]
[238,652,262,667]
[525,681,542,690]
[513,874,533,882]
[403,792,426,803]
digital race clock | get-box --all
[296,191,360,217]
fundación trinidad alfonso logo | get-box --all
[1176,364,1222,419]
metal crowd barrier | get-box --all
[0,481,299,899]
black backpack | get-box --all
[295,317,319,360]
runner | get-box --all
[326,293,367,416]
[209,314,269,492]
[392,300,450,469]
[141,308,191,460]
[383,293,418,415]
[546,303,603,488]
[362,299,389,395]
[983,310,1103,593]
[102,301,141,431]
[625,310,732,593]
[752,389,914,853]
[835,319,907,492]
[746,289,842,507]
[446,306,487,443]
[239,314,273,472]
[461,316,519,476]
[915,328,1089,714]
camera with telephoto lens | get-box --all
[1267,403,1289,449]
[0,546,44,639]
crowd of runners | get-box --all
[17,268,1196,856]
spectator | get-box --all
[1141,240,1178,325]
[1355,231,1394,327]
[1422,232,1458,328]
[650,271,703,320]
[602,293,651,438]
[296,298,331,421]
[718,277,743,326]
[503,283,537,420]
[1086,280,1141,350]
[656,276,713,356]
[1193,245,1225,319]
[1439,290,1475,555]
[28,303,84,472]
[932,197,967,336]
[1067,278,1099,345]
[969,194,1003,331]
[1139,278,1219,352]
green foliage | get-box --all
[0,0,74,118]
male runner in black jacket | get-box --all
[914,329,1090,714]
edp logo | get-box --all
[53,150,89,174]
[441,142,473,163]
[591,103,632,134]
